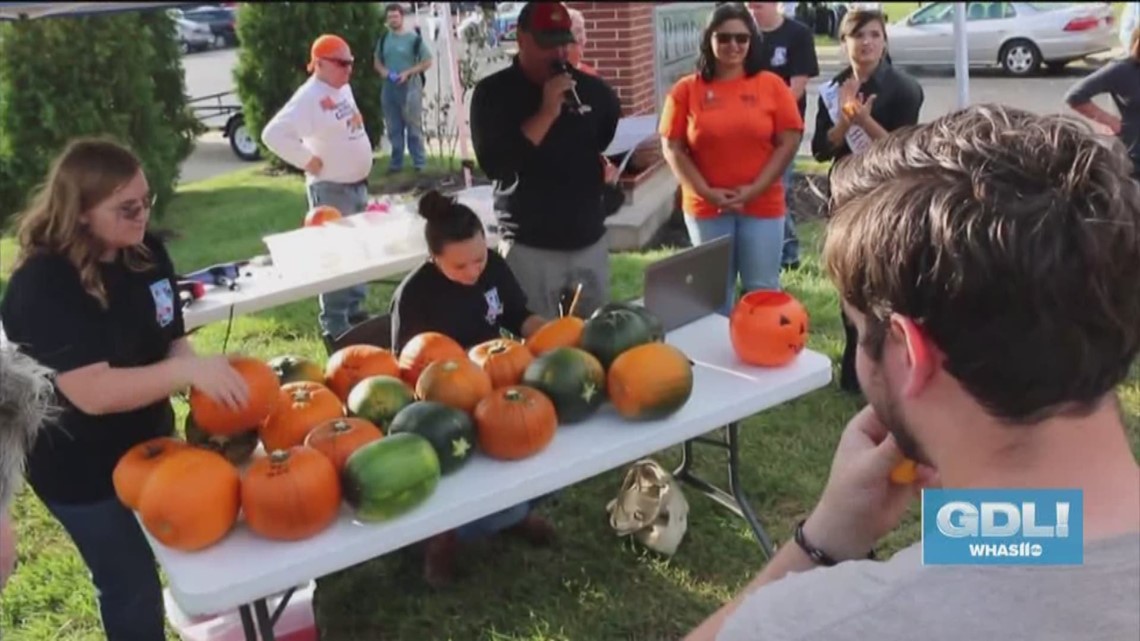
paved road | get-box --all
[179,45,1118,184]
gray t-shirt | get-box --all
[717,532,1140,641]
[1065,59,1140,174]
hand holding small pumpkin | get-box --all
[803,406,938,561]
[181,355,250,411]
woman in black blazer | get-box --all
[810,8,924,394]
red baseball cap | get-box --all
[518,2,576,48]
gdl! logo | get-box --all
[921,489,1083,566]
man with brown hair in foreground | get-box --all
[686,104,1140,640]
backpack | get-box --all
[377,27,426,86]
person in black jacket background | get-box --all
[470,1,622,321]
[810,8,923,395]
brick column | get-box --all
[565,2,662,184]
[565,2,657,116]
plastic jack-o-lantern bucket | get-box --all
[303,204,343,227]
[729,290,809,367]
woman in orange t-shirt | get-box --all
[660,3,804,314]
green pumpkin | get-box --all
[183,413,259,466]
[579,307,657,370]
[342,433,441,522]
[267,354,325,385]
[591,302,665,342]
[520,347,606,424]
[386,401,476,474]
[346,375,416,430]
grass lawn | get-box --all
[2,160,1138,641]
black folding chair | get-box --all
[322,313,393,355]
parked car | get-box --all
[182,6,237,48]
[174,15,214,54]
[886,2,1118,76]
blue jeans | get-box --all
[683,211,785,316]
[455,498,544,542]
[43,496,165,641]
[307,180,370,338]
[381,78,426,171]
[781,164,800,265]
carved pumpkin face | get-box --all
[729,290,809,367]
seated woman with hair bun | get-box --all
[388,189,553,587]
[390,189,547,353]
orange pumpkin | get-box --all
[607,342,694,420]
[241,446,342,541]
[324,345,400,401]
[112,437,189,510]
[305,417,384,473]
[415,358,493,414]
[729,290,809,367]
[189,356,281,436]
[304,205,342,227]
[137,448,241,552]
[260,382,346,452]
[469,339,534,389]
[397,332,466,387]
[473,386,558,460]
[526,316,584,356]
[890,459,918,485]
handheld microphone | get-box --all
[551,60,586,111]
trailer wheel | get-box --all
[226,114,261,161]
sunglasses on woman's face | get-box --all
[116,194,156,221]
[714,33,751,45]
[323,57,354,69]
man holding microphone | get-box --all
[470,1,622,319]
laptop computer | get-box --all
[643,235,732,332]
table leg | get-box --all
[236,586,297,641]
[673,422,777,559]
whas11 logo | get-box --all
[921,488,1084,566]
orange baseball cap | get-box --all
[307,34,351,72]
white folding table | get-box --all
[181,209,500,333]
[180,115,660,333]
[146,313,832,640]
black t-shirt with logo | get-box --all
[759,18,820,117]
[0,232,184,505]
[389,249,532,354]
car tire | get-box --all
[227,114,261,162]
[999,39,1041,76]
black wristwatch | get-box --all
[794,519,876,566]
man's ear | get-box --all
[888,314,939,398]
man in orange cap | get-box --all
[262,34,375,339]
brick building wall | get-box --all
[565,2,662,183]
